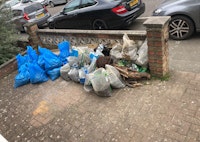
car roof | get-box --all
[11,1,40,10]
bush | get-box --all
[0,5,22,65]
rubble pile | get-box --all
[14,34,150,97]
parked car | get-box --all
[47,0,145,30]
[47,0,67,7]
[153,0,200,40]
[21,0,48,6]
[0,0,20,10]
[11,2,51,32]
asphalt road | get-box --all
[45,1,200,73]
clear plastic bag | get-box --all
[87,58,96,73]
[68,68,79,82]
[89,68,112,97]
[135,39,148,67]
[105,64,125,89]
[122,34,138,61]
[110,43,123,60]
[83,74,93,92]
[67,56,79,67]
[72,46,92,67]
[60,63,71,81]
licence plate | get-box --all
[36,13,45,18]
[129,0,138,7]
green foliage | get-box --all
[0,6,21,65]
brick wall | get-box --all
[144,16,171,77]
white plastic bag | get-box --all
[68,68,79,82]
[105,64,125,89]
[89,68,112,97]
[110,43,123,60]
[135,39,148,67]
[122,34,138,61]
[60,63,71,81]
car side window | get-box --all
[80,0,97,8]
[12,10,22,17]
[63,0,80,13]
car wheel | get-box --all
[49,1,55,7]
[169,16,194,40]
[92,19,108,30]
[48,22,55,29]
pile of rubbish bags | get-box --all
[14,34,150,97]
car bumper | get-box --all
[108,2,145,29]
[17,13,51,32]
[35,13,51,27]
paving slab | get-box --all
[0,69,200,142]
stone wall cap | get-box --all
[143,16,171,28]
[38,29,146,36]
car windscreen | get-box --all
[24,3,43,14]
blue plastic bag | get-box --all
[37,55,46,69]
[14,64,30,88]
[47,67,61,81]
[58,41,70,64]
[26,46,38,63]
[28,63,49,84]
[16,54,28,69]
[38,46,62,71]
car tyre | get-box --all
[169,16,194,40]
[49,1,55,7]
[92,19,108,30]
[48,22,55,29]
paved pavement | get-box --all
[0,68,200,142]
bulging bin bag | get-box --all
[60,63,71,81]
[28,63,49,84]
[89,68,112,97]
[105,64,125,89]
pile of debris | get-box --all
[14,34,150,97]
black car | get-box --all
[47,0,145,30]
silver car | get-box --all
[153,0,200,40]
[47,0,67,7]
[11,2,51,31]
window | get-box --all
[24,3,43,14]
[81,0,97,8]
[63,0,80,13]
[12,10,22,17]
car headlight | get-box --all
[154,8,162,15]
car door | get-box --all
[76,0,97,29]
[54,0,81,29]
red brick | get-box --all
[148,51,155,55]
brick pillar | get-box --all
[24,22,43,49]
[143,16,171,78]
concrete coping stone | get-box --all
[37,29,146,36]
[144,16,171,28]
